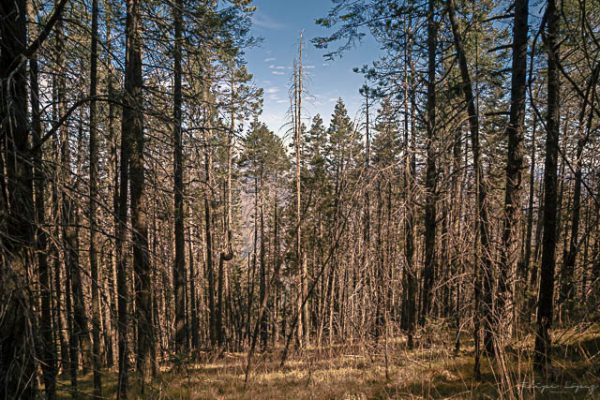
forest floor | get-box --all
[57,323,600,399]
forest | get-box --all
[1,0,600,398]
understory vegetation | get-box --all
[58,324,600,399]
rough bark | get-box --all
[420,0,437,326]
[0,0,36,397]
[173,0,188,353]
[88,0,103,394]
[29,1,57,396]
[126,0,153,386]
[498,0,528,342]
[534,0,560,378]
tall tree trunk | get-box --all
[420,0,437,326]
[104,0,120,369]
[188,227,200,351]
[498,0,528,342]
[115,64,130,395]
[259,189,268,350]
[217,65,237,351]
[29,2,57,396]
[375,181,384,340]
[204,95,217,346]
[126,0,153,386]
[272,198,280,346]
[173,0,188,354]
[361,85,371,342]
[51,154,70,373]
[521,112,537,327]
[88,0,103,395]
[403,23,417,347]
[0,0,36,397]
[294,33,308,348]
[447,0,496,370]
[116,1,147,396]
[535,0,560,377]
[559,64,598,321]
[57,6,93,385]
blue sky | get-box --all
[243,0,381,139]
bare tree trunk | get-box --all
[188,227,200,351]
[447,0,495,360]
[498,0,528,344]
[115,76,130,396]
[29,1,56,396]
[259,188,268,350]
[559,64,598,322]
[173,0,188,354]
[115,1,147,396]
[403,24,417,347]
[420,0,437,327]
[88,0,103,395]
[374,180,383,340]
[294,33,308,348]
[1,1,68,394]
[103,0,119,370]
[52,158,70,373]
[535,0,561,377]
[125,0,153,386]
[57,7,93,387]
[204,94,217,346]
[0,1,36,398]
[521,112,537,328]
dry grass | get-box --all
[55,325,600,399]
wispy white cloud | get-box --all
[272,71,286,76]
[264,57,276,62]
[251,12,284,30]
[265,87,280,95]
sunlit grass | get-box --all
[55,324,600,399]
